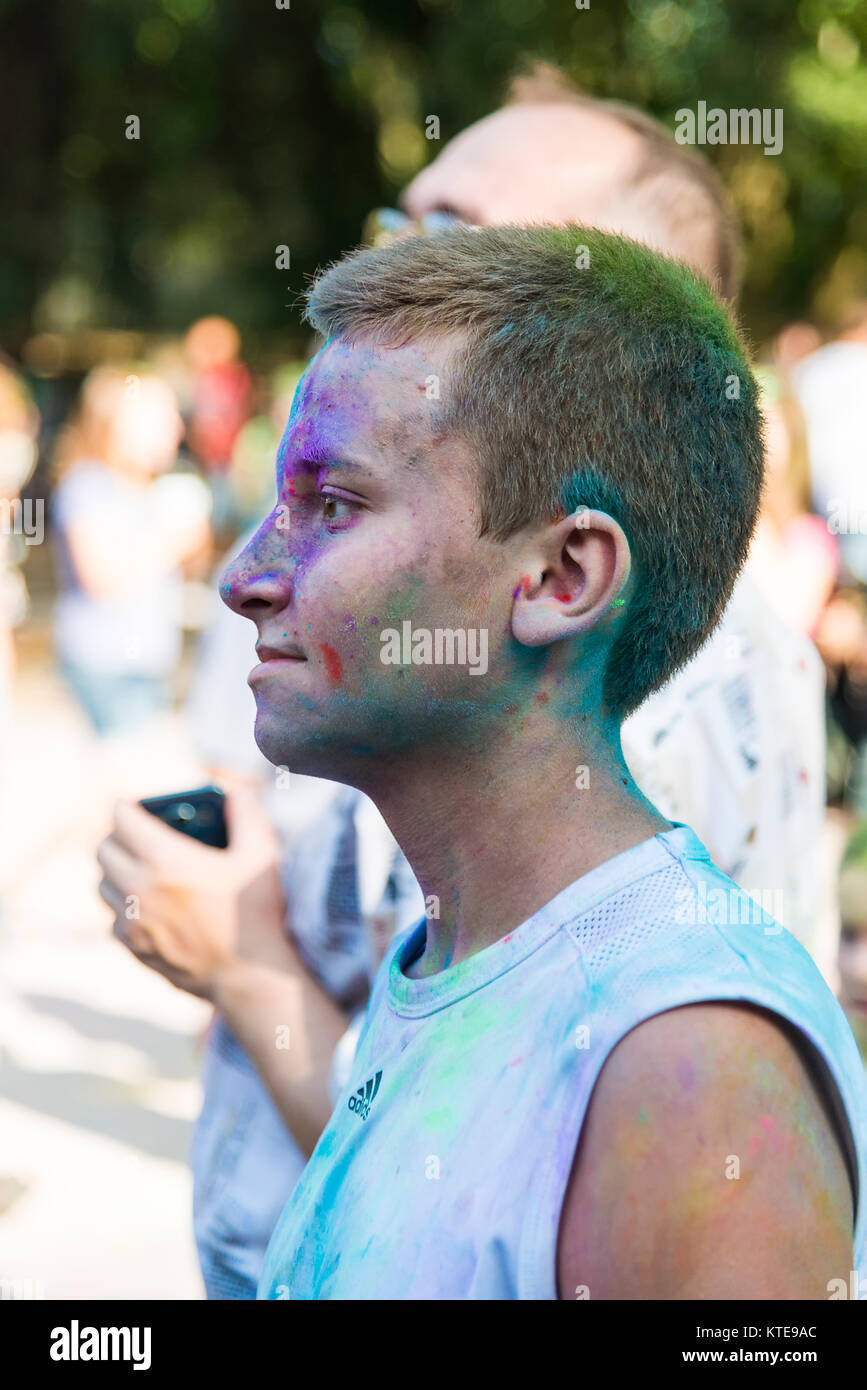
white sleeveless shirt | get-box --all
[258,825,867,1300]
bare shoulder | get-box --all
[556,1001,854,1300]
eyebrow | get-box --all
[276,446,387,491]
[304,453,384,477]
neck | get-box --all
[357,718,673,978]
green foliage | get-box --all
[1,0,865,351]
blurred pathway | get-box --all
[0,635,212,1299]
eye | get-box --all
[320,489,361,528]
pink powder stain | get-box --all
[759,1113,787,1152]
[746,1116,788,1159]
[320,644,343,685]
[535,691,549,705]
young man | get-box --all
[99,68,824,1297]
[219,223,867,1299]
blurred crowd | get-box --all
[0,317,306,740]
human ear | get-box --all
[510,510,631,649]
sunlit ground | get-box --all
[0,608,211,1299]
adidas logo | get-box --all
[348,1070,382,1121]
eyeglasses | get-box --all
[361,207,470,248]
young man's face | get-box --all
[220,335,526,781]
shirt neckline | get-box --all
[386,823,709,1018]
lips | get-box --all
[255,643,306,662]
[248,640,308,687]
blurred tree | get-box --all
[0,0,865,352]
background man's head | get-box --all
[223,224,762,785]
[402,60,739,304]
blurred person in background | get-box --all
[100,60,830,1297]
[792,306,867,814]
[746,365,839,637]
[183,316,252,540]
[0,360,40,934]
[51,366,211,739]
[838,820,867,1065]
[223,365,304,535]
[0,360,40,739]
[815,585,867,814]
[791,302,867,589]
[770,320,823,375]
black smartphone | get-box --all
[139,785,228,849]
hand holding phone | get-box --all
[100,782,290,999]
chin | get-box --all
[254,713,305,771]
[252,708,352,783]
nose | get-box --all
[219,521,294,623]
